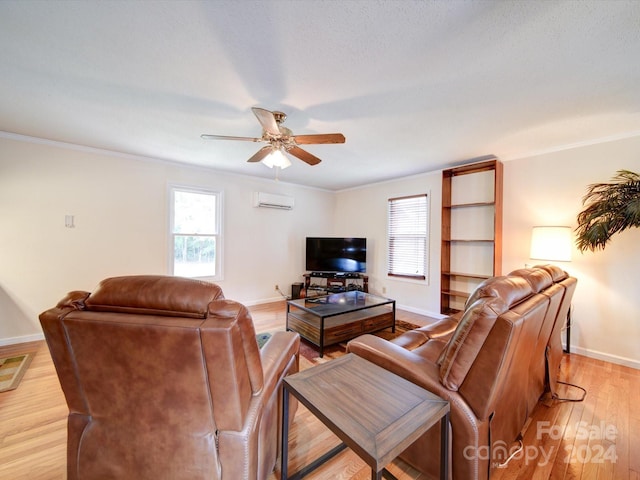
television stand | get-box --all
[303,272,368,297]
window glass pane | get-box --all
[173,235,216,277]
[170,186,221,280]
[173,191,217,234]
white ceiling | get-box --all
[1,0,640,191]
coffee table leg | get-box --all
[319,317,325,358]
[391,301,396,333]
[281,386,290,480]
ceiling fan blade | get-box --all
[247,145,273,163]
[201,134,262,142]
[288,146,322,166]
[252,107,281,136]
[293,133,346,145]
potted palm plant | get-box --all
[576,170,640,252]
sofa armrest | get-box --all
[218,331,300,479]
[389,316,459,350]
[260,331,300,389]
[347,334,448,398]
[414,316,459,338]
[347,335,481,451]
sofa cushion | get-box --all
[85,275,224,318]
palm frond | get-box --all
[575,170,640,252]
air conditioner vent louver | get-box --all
[253,192,294,210]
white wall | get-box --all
[334,172,443,318]
[0,135,334,343]
[503,136,640,368]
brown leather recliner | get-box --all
[40,275,300,480]
[347,266,577,480]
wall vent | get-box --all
[253,192,294,210]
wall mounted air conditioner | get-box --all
[253,192,294,210]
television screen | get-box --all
[305,237,367,273]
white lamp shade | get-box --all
[530,226,572,262]
[262,149,291,169]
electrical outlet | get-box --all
[275,284,279,291]
[382,286,387,294]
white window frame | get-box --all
[169,185,223,281]
[387,193,429,281]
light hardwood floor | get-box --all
[1,301,638,479]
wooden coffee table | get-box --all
[281,354,449,480]
[286,291,395,357]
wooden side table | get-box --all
[281,354,450,480]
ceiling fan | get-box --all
[201,107,345,168]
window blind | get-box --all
[387,194,428,279]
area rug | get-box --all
[298,320,419,367]
[256,332,272,349]
[0,352,34,393]
[256,320,419,366]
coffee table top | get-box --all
[284,353,449,471]
[287,291,393,317]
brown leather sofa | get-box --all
[347,265,576,480]
[40,275,300,480]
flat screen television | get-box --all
[305,237,367,273]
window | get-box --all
[387,194,429,280]
[170,186,222,280]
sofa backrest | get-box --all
[84,275,225,317]
[485,288,549,446]
[539,265,578,394]
[463,273,532,311]
[539,264,569,283]
[40,275,264,480]
[508,267,563,413]
[438,276,533,397]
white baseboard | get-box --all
[395,303,446,321]
[567,345,640,370]
[243,296,286,306]
[0,332,45,347]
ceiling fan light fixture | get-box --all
[263,148,291,169]
[201,107,345,167]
